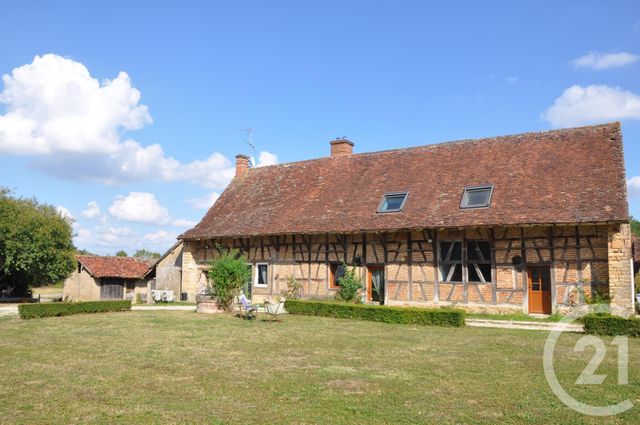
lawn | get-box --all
[0,312,639,424]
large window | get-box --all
[255,263,268,287]
[377,192,408,213]
[439,240,492,283]
[329,263,346,288]
[460,185,493,209]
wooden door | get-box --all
[100,279,124,300]
[367,266,385,304]
[527,266,551,314]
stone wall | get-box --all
[62,268,100,301]
[155,242,183,295]
[608,223,634,315]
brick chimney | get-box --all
[235,154,250,177]
[330,138,354,157]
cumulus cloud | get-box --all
[572,52,639,70]
[55,205,74,221]
[81,201,101,218]
[108,191,197,228]
[74,222,177,254]
[542,85,640,128]
[108,192,171,224]
[0,54,277,189]
[628,176,640,197]
[257,151,278,167]
[187,192,220,209]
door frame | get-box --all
[527,264,552,314]
[367,265,385,304]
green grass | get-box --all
[467,312,563,322]
[0,312,639,424]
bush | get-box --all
[280,275,302,300]
[335,265,363,303]
[207,248,251,311]
[582,314,640,337]
[285,299,465,327]
[19,300,131,319]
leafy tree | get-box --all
[77,249,95,256]
[0,187,76,297]
[207,248,251,311]
[115,250,128,257]
[133,249,161,260]
[631,216,640,237]
[335,264,363,303]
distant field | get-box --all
[0,312,638,424]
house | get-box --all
[144,241,185,299]
[63,256,151,302]
[179,123,635,315]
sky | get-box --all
[0,0,639,255]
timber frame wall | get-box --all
[181,223,634,314]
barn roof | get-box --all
[77,256,150,279]
[180,123,629,239]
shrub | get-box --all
[280,275,302,300]
[207,248,251,311]
[335,265,363,303]
[285,299,465,327]
[19,300,131,319]
[582,314,640,337]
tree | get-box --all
[631,216,640,238]
[0,187,76,297]
[115,250,128,257]
[133,249,161,261]
[207,248,251,311]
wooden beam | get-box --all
[432,229,439,303]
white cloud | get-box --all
[81,201,101,218]
[172,218,197,227]
[542,85,640,128]
[505,76,518,84]
[108,192,171,224]
[74,222,177,255]
[0,54,277,189]
[143,230,173,243]
[56,205,74,221]
[572,52,639,70]
[257,151,278,167]
[628,176,640,197]
[187,192,220,209]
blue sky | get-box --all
[1,0,639,255]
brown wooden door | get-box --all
[527,266,551,314]
[367,266,384,304]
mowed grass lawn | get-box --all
[1,312,639,424]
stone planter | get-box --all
[196,294,224,314]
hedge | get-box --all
[284,299,465,327]
[19,300,131,319]
[582,314,640,337]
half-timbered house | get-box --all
[179,123,635,315]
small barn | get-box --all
[63,256,151,302]
[145,241,185,299]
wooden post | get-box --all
[520,227,528,313]
[548,226,556,312]
[407,231,413,301]
[432,229,439,304]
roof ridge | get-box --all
[245,122,620,172]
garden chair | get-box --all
[263,299,286,322]
[238,292,258,320]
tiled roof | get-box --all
[77,256,150,279]
[180,123,629,239]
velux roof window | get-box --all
[460,185,493,209]
[377,192,408,213]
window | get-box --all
[438,240,493,283]
[255,263,268,287]
[460,185,493,209]
[466,240,492,283]
[330,263,346,288]
[377,192,408,213]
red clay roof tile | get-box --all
[77,256,150,279]
[180,123,629,239]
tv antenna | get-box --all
[231,128,256,166]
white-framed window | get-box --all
[254,263,268,287]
